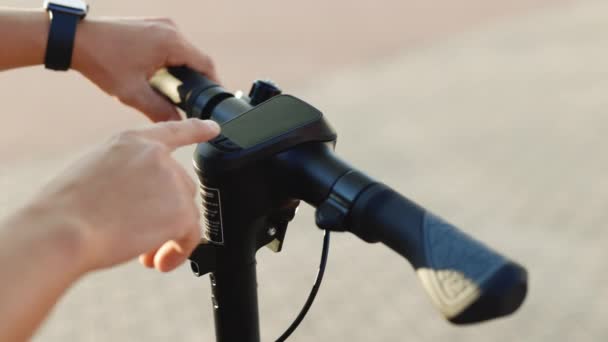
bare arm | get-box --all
[0,7,219,121]
[0,119,220,341]
[0,205,85,342]
[0,8,48,70]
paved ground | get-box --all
[1,0,606,341]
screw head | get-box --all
[267,227,277,237]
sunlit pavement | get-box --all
[1,0,606,341]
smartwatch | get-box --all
[43,0,89,71]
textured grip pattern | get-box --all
[417,212,505,319]
[347,183,527,323]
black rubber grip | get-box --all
[348,183,527,324]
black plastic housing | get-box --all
[149,66,529,333]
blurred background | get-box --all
[1,0,607,340]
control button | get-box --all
[217,139,242,151]
[208,134,232,151]
[209,134,227,145]
[210,137,242,152]
[210,136,242,152]
[249,80,282,106]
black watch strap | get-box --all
[44,9,81,71]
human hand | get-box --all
[35,119,219,273]
[72,17,218,122]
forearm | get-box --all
[0,202,86,341]
[0,8,49,71]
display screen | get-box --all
[221,95,321,148]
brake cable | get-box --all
[276,230,330,341]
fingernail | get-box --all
[203,120,220,132]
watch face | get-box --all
[44,0,88,14]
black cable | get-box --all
[275,230,330,342]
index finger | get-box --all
[139,118,221,150]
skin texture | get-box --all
[0,8,219,121]
[0,7,220,341]
[72,17,219,122]
[0,119,221,341]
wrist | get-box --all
[43,0,89,71]
[0,9,50,70]
[31,10,51,66]
[4,199,91,277]
[71,17,96,73]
